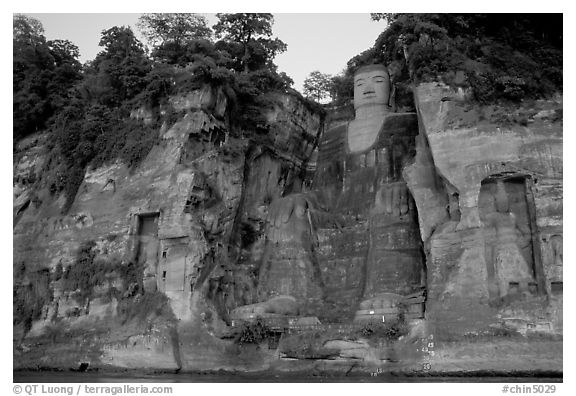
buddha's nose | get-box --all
[363,83,375,95]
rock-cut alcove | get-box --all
[133,212,160,293]
[478,175,545,301]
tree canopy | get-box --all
[213,13,287,72]
[137,13,212,47]
[13,14,82,141]
[137,13,213,64]
[303,71,333,103]
[80,26,151,106]
[13,14,45,45]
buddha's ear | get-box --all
[387,61,403,111]
[388,83,396,111]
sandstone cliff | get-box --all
[13,81,562,374]
[13,84,325,371]
[406,82,562,340]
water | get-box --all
[13,371,562,383]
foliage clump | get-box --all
[213,13,287,73]
[303,71,333,103]
[13,15,83,142]
[28,237,172,327]
[356,320,408,341]
[13,262,52,333]
[278,329,342,359]
[233,318,273,345]
[60,240,137,304]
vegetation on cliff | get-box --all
[13,261,52,333]
[13,15,83,142]
[14,237,175,336]
[13,13,302,213]
[303,71,333,103]
[233,318,273,345]
[329,14,562,107]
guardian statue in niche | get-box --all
[479,177,537,299]
[231,64,425,322]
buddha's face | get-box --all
[353,67,391,110]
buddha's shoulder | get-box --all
[320,122,347,144]
[317,123,348,157]
[378,113,419,138]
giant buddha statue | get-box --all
[231,64,426,323]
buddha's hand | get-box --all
[266,194,311,243]
[375,183,410,216]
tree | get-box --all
[46,39,83,110]
[81,26,151,106]
[13,15,83,141]
[303,71,333,103]
[47,39,81,68]
[13,15,51,140]
[137,13,213,64]
[137,13,212,47]
[13,14,45,46]
[370,13,397,24]
[213,13,286,72]
[96,26,147,62]
[329,74,354,106]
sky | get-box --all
[26,13,388,93]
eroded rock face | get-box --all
[407,82,563,338]
[13,76,563,371]
[13,133,49,229]
[12,83,324,370]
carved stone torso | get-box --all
[313,113,418,215]
[309,113,425,305]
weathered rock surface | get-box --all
[406,82,562,339]
[13,85,325,371]
[13,78,562,374]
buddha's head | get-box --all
[353,64,392,112]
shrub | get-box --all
[62,241,133,305]
[117,260,144,296]
[356,320,409,341]
[278,330,341,359]
[234,318,272,345]
[13,264,52,333]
